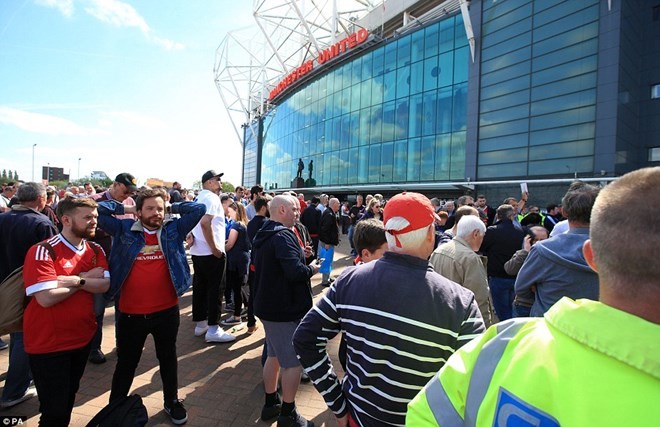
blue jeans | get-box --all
[347,225,356,257]
[489,276,516,321]
[512,302,532,318]
[0,332,32,403]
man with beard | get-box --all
[97,188,205,425]
[22,197,109,425]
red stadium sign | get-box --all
[269,28,369,100]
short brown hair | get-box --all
[136,188,167,210]
[353,218,387,256]
[56,197,97,218]
[590,167,660,294]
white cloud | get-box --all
[84,0,149,33]
[0,106,100,136]
[35,0,185,50]
[84,0,185,50]
[35,0,74,17]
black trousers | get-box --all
[226,268,246,318]
[191,254,226,326]
[246,269,256,328]
[29,341,91,427]
[110,305,180,404]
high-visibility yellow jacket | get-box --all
[406,298,660,426]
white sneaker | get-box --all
[194,325,209,337]
[205,328,236,343]
[0,385,37,409]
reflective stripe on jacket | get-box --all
[406,298,660,426]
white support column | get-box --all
[460,0,476,62]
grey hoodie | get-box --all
[514,227,598,317]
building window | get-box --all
[650,147,660,162]
[652,83,660,99]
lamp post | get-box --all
[32,143,37,181]
[47,162,50,184]
[78,158,81,181]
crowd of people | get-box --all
[1,166,658,426]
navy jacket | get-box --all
[0,206,57,281]
[97,200,205,299]
[252,220,314,322]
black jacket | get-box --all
[319,209,339,245]
[300,204,321,236]
[479,219,525,278]
[252,220,314,322]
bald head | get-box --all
[269,195,298,227]
[329,198,340,213]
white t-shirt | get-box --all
[189,189,226,256]
[549,219,569,237]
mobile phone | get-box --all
[317,258,325,264]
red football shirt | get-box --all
[23,235,109,354]
[119,229,178,314]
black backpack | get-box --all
[86,394,148,427]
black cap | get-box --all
[201,170,224,183]
[115,173,138,191]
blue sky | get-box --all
[0,0,254,188]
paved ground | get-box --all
[1,237,356,426]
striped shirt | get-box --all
[293,251,485,426]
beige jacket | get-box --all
[430,236,493,327]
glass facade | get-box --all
[260,14,469,190]
[241,120,260,187]
[477,0,600,179]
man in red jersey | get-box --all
[22,197,110,426]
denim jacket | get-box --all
[97,200,206,299]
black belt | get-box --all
[123,304,178,319]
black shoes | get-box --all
[277,409,314,427]
[261,402,282,421]
[164,399,188,425]
[88,349,106,364]
[321,278,335,287]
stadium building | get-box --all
[214,0,660,202]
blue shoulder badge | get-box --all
[494,387,560,427]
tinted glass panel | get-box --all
[407,138,420,181]
[529,156,593,176]
[435,133,451,180]
[393,140,407,182]
[381,142,394,182]
[421,136,435,181]
[479,148,528,166]
[528,139,594,161]
[450,131,466,179]
[479,162,527,178]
